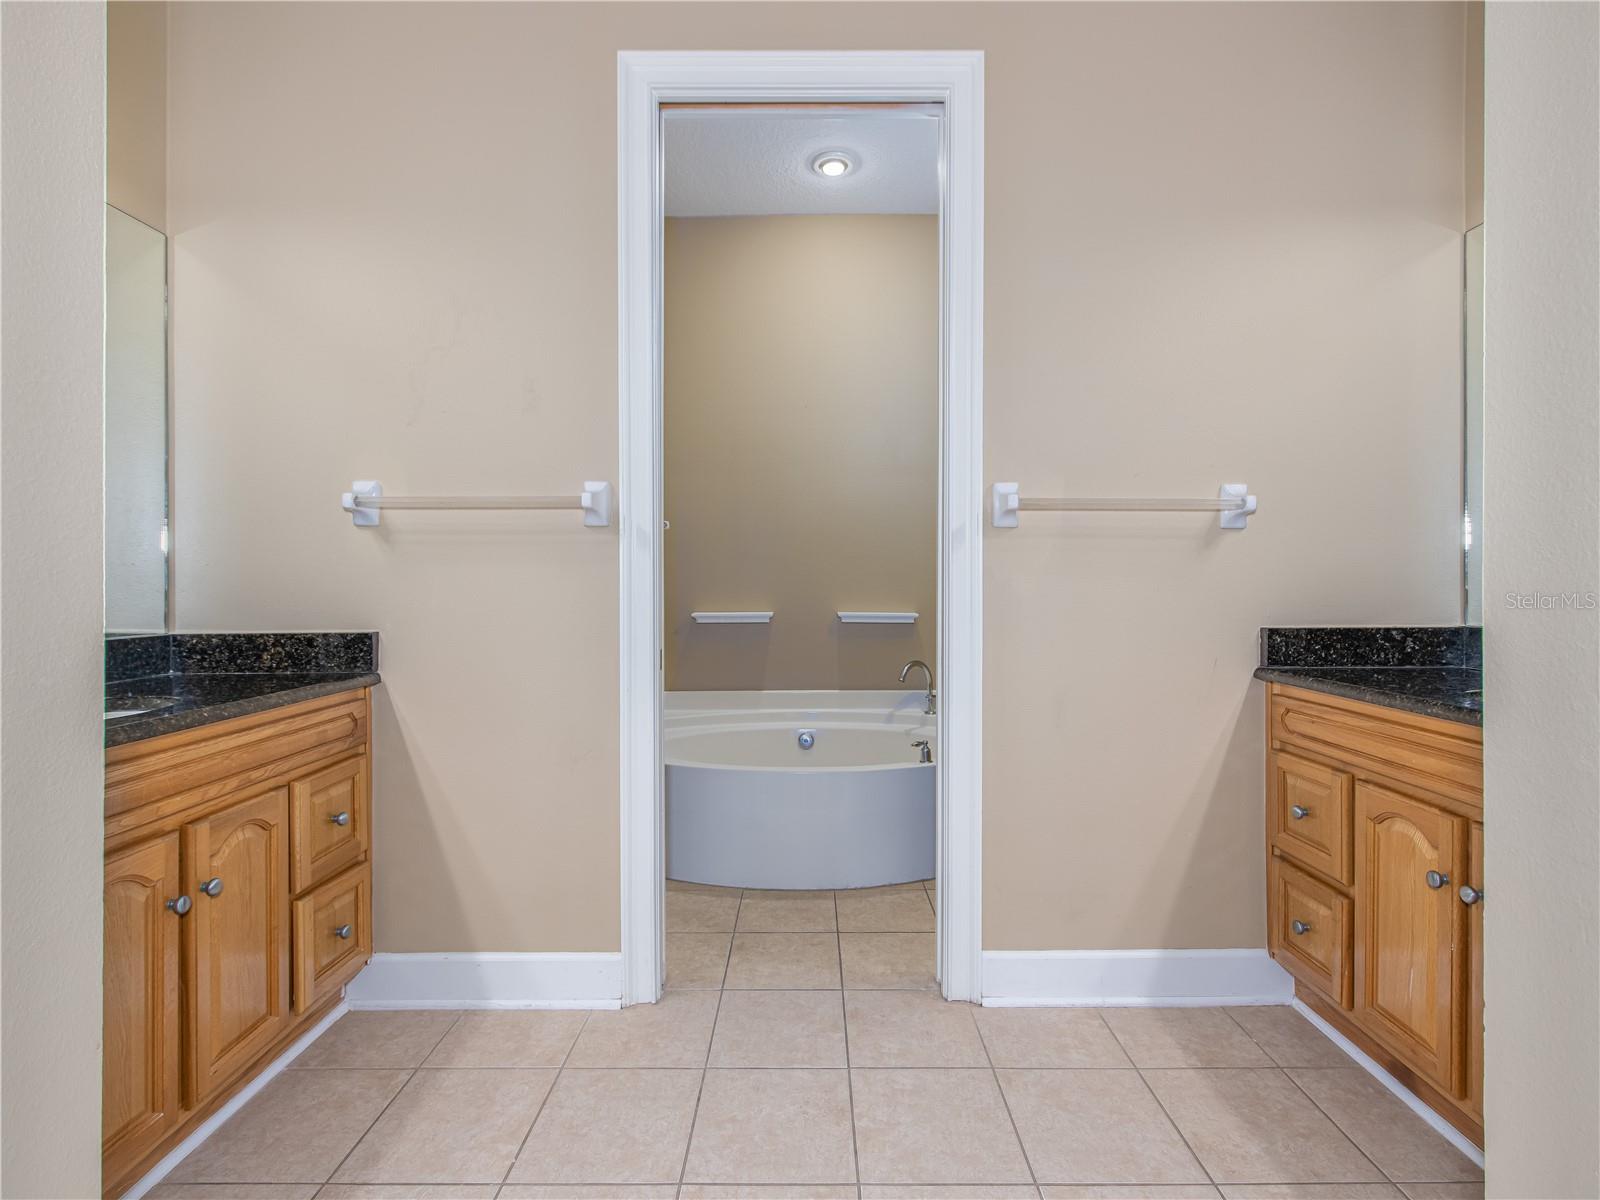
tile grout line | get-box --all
[837,890,863,1192]
[1097,1010,1222,1194]
[311,1009,465,1187]
[1219,1007,1404,1188]
[498,1007,594,1190]
[972,1000,1041,1194]
[675,958,726,1190]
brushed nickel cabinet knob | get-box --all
[334,924,353,940]
[330,811,351,826]
[166,895,192,916]
[199,876,223,897]
[1291,919,1312,935]
[1290,805,1311,820]
[1425,870,1449,890]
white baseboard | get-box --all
[981,948,1294,1007]
[1291,998,1485,1169]
[122,1000,349,1200]
[344,951,623,1010]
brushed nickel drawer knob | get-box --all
[166,895,192,916]
[1291,919,1312,935]
[1459,884,1483,905]
[199,876,223,897]
[1425,870,1449,890]
[334,923,353,940]
[1290,805,1311,820]
[330,811,351,826]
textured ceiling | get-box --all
[664,111,939,217]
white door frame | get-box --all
[617,50,984,1005]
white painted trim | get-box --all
[121,1001,350,1200]
[981,949,1295,1007]
[1291,997,1485,1169]
[618,51,985,1005]
[343,952,623,1010]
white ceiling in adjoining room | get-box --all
[664,110,940,217]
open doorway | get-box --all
[618,52,985,1006]
[660,103,942,985]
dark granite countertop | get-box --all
[105,633,380,747]
[1253,665,1481,725]
[1255,625,1482,726]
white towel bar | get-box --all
[837,612,918,624]
[341,480,612,527]
[992,482,1256,529]
[691,611,774,624]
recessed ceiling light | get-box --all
[812,152,853,178]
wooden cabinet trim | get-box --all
[1270,685,1483,812]
[107,692,368,823]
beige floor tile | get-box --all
[836,888,936,932]
[976,1008,1132,1068]
[1143,1068,1384,1185]
[1224,1008,1350,1069]
[500,1188,678,1200]
[168,1069,409,1184]
[666,932,732,989]
[839,933,936,989]
[1040,1188,1219,1199]
[736,891,838,932]
[1396,1186,1484,1200]
[684,1068,856,1184]
[724,933,842,989]
[507,1068,701,1185]
[844,990,987,1067]
[1100,1009,1274,1068]
[1286,1069,1482,1183]
[849,882,926,894]
[683,1188,858,1199]
[851,1068,1032,1184]
[999,1068,1209,1185]
[866,1189,1041,1199]
[291,1011,461,1070]
[566,989,720,1068]
[316,1187,499,1199]
[709,989,847,1067]
[421,1011,587,1068]
[1218,1186,1404,1199]
[331,1068,555,1184]
[668,889,741,933]
[148,1187,319,1200]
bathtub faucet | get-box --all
[899,660,936,716]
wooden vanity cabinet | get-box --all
[1264,683,1483,1148]
[102,689,374,1198]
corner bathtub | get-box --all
[665,691,935,890]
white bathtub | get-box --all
[665,691,936,890]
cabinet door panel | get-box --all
[184,788,291,1103]
[1353,781,1465,1093]
[1465,820,1484,1115]
[103,833,184,1183]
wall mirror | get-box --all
[105,204,169,634]
[1464,223,1484,623]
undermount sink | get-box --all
[105,695,178,720]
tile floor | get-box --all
[150,879,1483,1200]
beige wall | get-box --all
[1465,0,1484,229]
[1,2,107,1195]
[664,215,938,692]
[167,1,1467,956]
[108,0,166,231]
[1482,3,1599,1195]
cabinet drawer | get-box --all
[290,754,369,893]
[292,862,371,1013]
[1269,751,1353,884]
[1270,856,1351,1006]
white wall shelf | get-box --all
[837,611,918,624]
[690,611,774,624]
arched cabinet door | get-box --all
[103,833,183,1184]
[183,787,291,1103]
[1353,781,1466,1095]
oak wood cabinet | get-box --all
[102,689,374,1198]
[1264,682,1483,1148]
